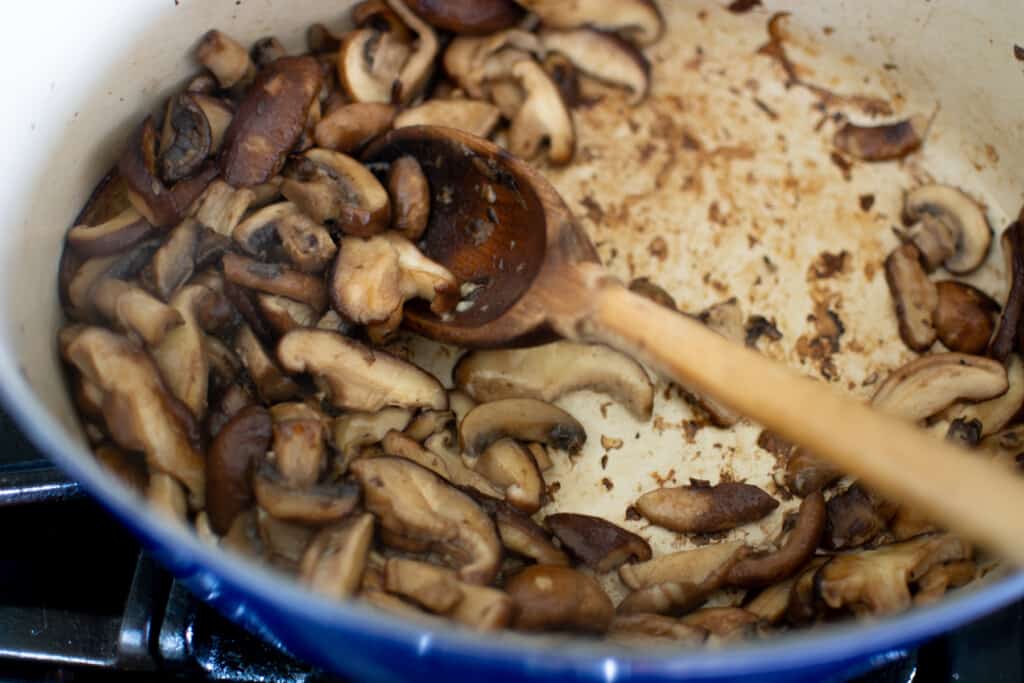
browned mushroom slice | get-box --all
[207,383,255,439]
[619,541,746,590]
[905,184,992,275]
[151,284,214,418]
[474,439,543,513]
[277,213,338,274]
[65,239,161,315]
[332,408,413,467]
[913,560,976,606]
[222,253,328,312]
[817,534,972,616]
[278,329,447,412]
[607,614,707,646]
[250,36,287,68]
[491,504,569,565]
[460,398,586,457]
[206,405,271,534]
[191,95,235,153]
[989,221,1024,361]
[907,217,956,273]
[745,556,830,625]
[232,202,298,256]
[507,60,575,165]
[67,208,153,258]
[785,446,842,497]
[157,93,213,183]
[253,461,360,525]
[383,430,500,496]
[636,480,779,534]
[150,219,199,301]
[616,560,731,618]
[514,0,664,46]
[221,56,322,187]
[833,115,928,162]
[871,352,1008,422]
[679,608,761,642]
[383,0,439,104]
[258,509,317,568]
[727,491,826,587]
[91,278,184,346]
[505,565,614,633]
[403,0,523,34]
[63,327,205,505]
[539,29,650,103]
[546,512,651,573]
[453,341,654,420]
[234,324,301,403]
[786,556,832,625]
[385,155,431,241]
[192,180,256,237]
[352,457,501,584]
[884,243,937,352]
[148,472,188,523]
[282,149,391,235]
[196,30,255,88]
[820,485,896,551]
[888,504,940,542]
[403,410,454,442]
[393,99,502,138]
[932,281,999,354]
[443,30,543,99]
[385,557,464,613]
[337,28,410,103]
[299,513,375,599]
[118,117,184,227]
[271,408,327,489]
[94,444,149,493]
[257,294,318,336]
[542,52,582,110]
[314,103,396,153]
[950,355,1024,437]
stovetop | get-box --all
[0,410,1020,683]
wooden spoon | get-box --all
[365,126,1024,565]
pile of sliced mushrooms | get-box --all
[55,0,1024,647]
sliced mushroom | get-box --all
[989,221,1024,360]
[885,243,938,352]
[258,508,317,568]
[833,115,928,162]
[67,207,153,258]
[190,94,234,152]
[727,491,826,587]
[933,281,999,354]
[908,217,956,272]
[817,534,972,615]
[627,277,676,310]
[607,614,707,646]
[65,240,161,318]
[889,504,940,542]
[384,0,440,104]
[402,0,523,34]
[617,558,733,617]
[741,556,827,625]
[234,324,301,403]
[546,512,651,573]
[94,444,149,493]
[474,438,543,513]
[118,117,184,227]
[393,99,502,138]
[257,294,318,335]
[299,513,375,600]
[232,202,298,255]
[460,398,586,457]
[314,102,396,153]
[332,408,414,467]
[505,565,614,633]
[542,52,582,109]
[205,405,271,534]
[251,36,287,68]
[513,0,664,46]
[443,30,543,99]
[151,284,213,418]
[539,29,650,103]
[271,407,327,488]
[192,180,256,237]
[821,484,897,551]
[636,480,779,534]
[91,278,184,346]
[158,93,213,183]
[448,389,477,427]
[489,503,569,565]
[63,327,205,505]
[945,354,1024,436]
[222,253,328,312]
[150,219,198,301]
[871,352,1008,422]
[282,149,391,235]
[337,28,410,103]
[278,329,447,412]
[454,341,654,420]
[619,541,746,590]
[913,560,976,606]
[944,417,983,449]
[679,608,761,642]
[221,56,322,187]
[278,212,339,274]
[905,184,992,275]
[207,382,256,439]
[253,460,360,525]
[148,472,188,523]
[786,556,832,625]
[785,446,842,497]
[384,558,514,630]
[383,430,500,496]
[507,59,575,164]
[350,456,502,584]
[404,409,454,442]
[196,30,255,88]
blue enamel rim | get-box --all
[4,355,1022,681]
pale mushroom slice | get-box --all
[63,327,206,505]
[453,341,654,420]
[980,424,1024,472]
[507,59,575,165]
[257,509,317,569]
[382,430,501,497]
[384,558,514,631]
[65,239,160,315]
[907,217,956,273]
[383,0,440,104]
[459,398,586,457]
[505,565,614,633]
[315,102,397,153]
[191,94,234,154]
[488,502,569,566]
[91,278,184,347]
[546,512,652,573]
[680,608,762,643]
[944,354,1024,436]
[350,456,502,584]
[393,99,502,138]
[67,207,153,258]
[448,389,477,427]
[191,180,257,237]
[871,353,1008,422]
[270,402,328,488]
[473,438,543,513]
[234,324,301,403]
[636,480,779,534]
[619,541,746,590]
[281,149,390,235]
[151,284,214,419]
[885,243,938,352]
[278,329,447,412]
[404,410,455,442]
[539,28,650,103]
[817,534,972,616]
[443,30,543,99]
[196,30,255,89]
[905,184,992,275]
[332,408,414,470]
[616,557,735,617]
[253,460,360,525]
[513,0,665,46]
[300,513,375,600]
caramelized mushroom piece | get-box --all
[151,284,214,418]
[158,93,213,183]
[332,408,413,466]
[314,103,397,153]
[885,243,938,352]
[253,460,360,525]
[393,99,502,138]
[514,0,665,46]
[221,56,322,187]
[222,253,328,312]
[384,558,514,630]
[933,281,999,354]
[821,485,897,551]
[619,541,746,590]
[251,36,288,68]
[989,221,1024,361]
[278,329,447,412]
[91,278,185,347]
[196,30,255,89]
[489,503,569,565]
[403,409,454,442]
[337,28,411,103]
[946,355,1024,436]
[453,341,654,420]
[206,406,271,534]
[150,219,199,301]
[505,565,614,633]
[680,608,761,642]
[192,180,256,237]
[833,115,928,162]
[233,324,301,403]
[118,117,185,227]
[474,439,543,513]
[543,52,582,109]
[546,512,651,573]
[745,556,830,625]
[300,513,375,599]
[507,60,575,165]
[383,0,440,104]
[636,480,779,534]
[617,559,733,617]
[270,403,327,488]
[350,457,502,584]
[539,28,650,103]
[871,352,1008,422]
[460,398,586,457]
[913,560,976,606]
[443,30,543,99]
[282,149,391,235]
[257,509,317,568]
[727,491,826,587]
[67,208,153,258]
[785,446,842,497]
[257,294,318,335]
[383,430,500,496]
[908,217,956,273]
[403,0,523,34]
[905,184,992,275]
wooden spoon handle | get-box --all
[580,282,1024,565]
